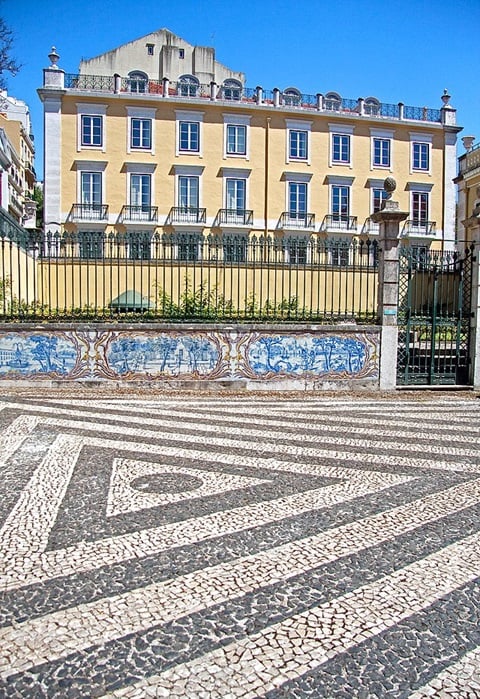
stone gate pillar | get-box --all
[371,178,409,390]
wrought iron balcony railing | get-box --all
[70,204,109,221]
[167,206,207,225]
[119,205,158,223]
[278,212,315,230]
[214,209,254,227]
[62,73,443,123]
[321,214,358,232]
[361,217,380,236]
[402,220,437,237]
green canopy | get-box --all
[109,290,154,311]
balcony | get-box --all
[119,205,158,223]
[62,73,443,124]
[70,203,109,222]
[361,217,380,236]
[459,142,480,176]
[166,206,206,226]
[321,214,358,233]
[401,220,437,237]
[278,212,315,231]
[214,208,253,228]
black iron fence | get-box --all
[1,217,379,323]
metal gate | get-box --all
[397,246,475,386]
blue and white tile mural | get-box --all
[0,328,379,383]
[0,333,78,377]
[243,335,371,377]
[104,333,225,379]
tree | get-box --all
[0,17,20,89]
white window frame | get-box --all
[411,190,430,224]
[223,114,250,160]
[76,161,107,209]
[329,123,354,168]
[127,107,156,155]
[77,103,107,153]
[175,110,204,157]
[409,132,432,175]
[286,119,312,165]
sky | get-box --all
[3,0,480,180]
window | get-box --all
[178,75,199,97]
[179,48,185,59]
[81,172,102,206]
[223,79,242,101]
[226,124,246,155]
[412,191,429,224]
[412,142,429,171]
[332,185,350,221]
[226,178,246,212]
[131,118,152,150]
[324,92,342,111]
[332,134,350,164]
[177,234,199,261]
[146,44,154,56]
[78,232,104,260]
[373,138,391,168]
[364,97,380,116]
[328,241,350,267]
[283,88,301,106]
[179,175,199,209]
[289,182,307,219]
[130,174,151,209]
[179,121,200,152]
[372,188,388,213]
[127,231,151,260]
[81,115,102,147]
[223,235,247,263]
[289,130,308,160]
[288,238,308,265]
[128,71,148,93]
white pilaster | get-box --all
[43,95,62,232]
[443,130,457,252]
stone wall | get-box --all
[0,324,380,391]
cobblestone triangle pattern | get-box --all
[0,395,479,697]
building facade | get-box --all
[0,91,36,226]
[456,136,480,250]
[39,30,460,266]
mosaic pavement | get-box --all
[0,393,479,698]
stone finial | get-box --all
[384,177,396,199]
[48,47,60,68]
[441,89,451,106]
[462,136,476,151]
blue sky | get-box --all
[3,0,480,179]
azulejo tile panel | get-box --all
[0,327,379,383]
[238,332,379,380]
[100,331,228,380]
[0,331,81,379]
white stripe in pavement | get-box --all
[29,399,480,440]
[0,435,83,563]
[2,475,480,678]
[408,646,480,698]
[102,530,480,699]
[0,414,39,468]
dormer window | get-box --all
[364,97,380,116]
[324,92,342,111]
[222,79,242,101]
[128,71,148,93]
[283,87,301,107]
[178,75,199,97]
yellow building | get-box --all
[456,136,480,250]
[38,30,461,268]
[0,92,36,226]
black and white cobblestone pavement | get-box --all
[0,390,479,698]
